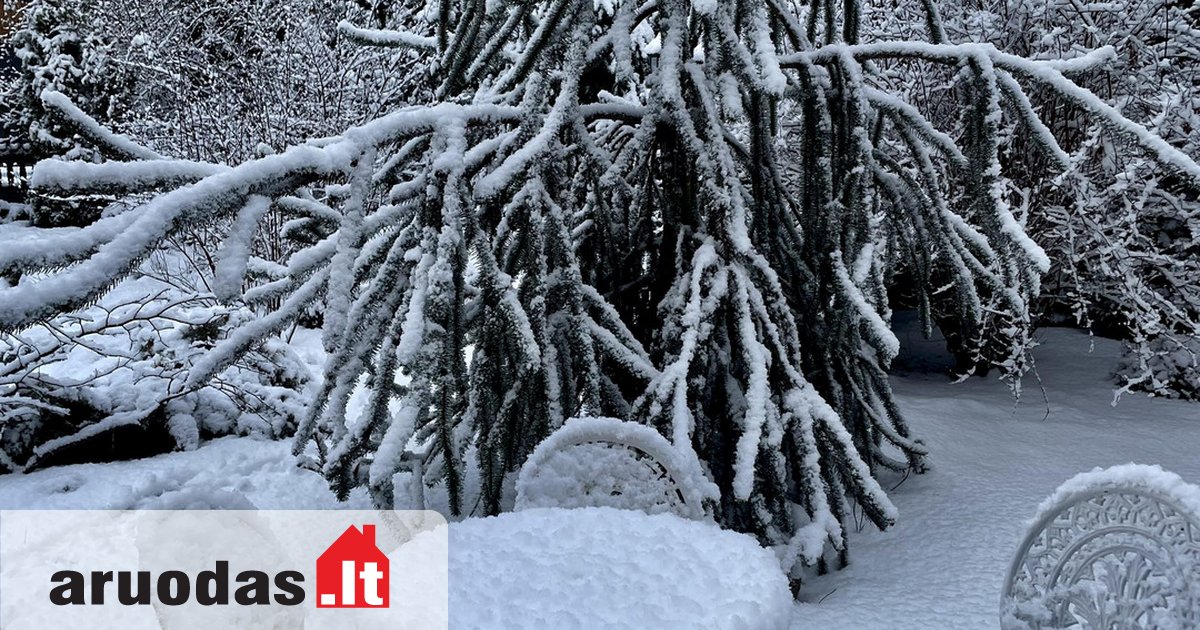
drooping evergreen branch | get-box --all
[7,0,1200,583]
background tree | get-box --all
[4,0,128,226]
[866,0,1200,399]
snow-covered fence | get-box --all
[1001,464,1200,629]
[515,417,719,520]
[0,161,31,188]
[0,140,35,202]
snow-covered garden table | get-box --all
[443,507,792,630]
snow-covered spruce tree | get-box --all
[5,0,126,158]
[4,0,1200,577]
[3,0,130,227]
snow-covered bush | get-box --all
[5,0,419,164]
[1116,335,1200,401]
[3,0,1200,582]
[98,0,426,164]
[0,275,310,472]
[996,0,1200,402]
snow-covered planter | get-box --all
[1001,464,1200,629]
[442,507,793,630]
[515,417,719,520]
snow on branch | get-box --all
[40,90,165,161]
[337,20,437,50]
[3,102,527,333]
[782,42,1200,186]
[863,87,967,168]
[30,159,230,196]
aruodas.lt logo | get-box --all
[316,524,390,608]
[45,522,390,609]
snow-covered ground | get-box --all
[795,326,1200,628]
[0,326,1195,628]
[448,507,793,630]
[0,434,368,511]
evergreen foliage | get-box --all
[3,0,1200,579]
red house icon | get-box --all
[316,524,390,608]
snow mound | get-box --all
[0,437,372,510]
[443,507,792,630]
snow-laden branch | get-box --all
[337,20,437,50]
[41,90,164,161]
[780,41,1116,73]
[30,159,230,195]
[4,102,526,332]
[782,41,1200,187]
[863,87,966,168]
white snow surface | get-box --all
[443,507,793,630]
[0,326,1197,628]
[0,436,370,510]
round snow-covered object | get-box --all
[444,507,792,630]
[515,416,719,519]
